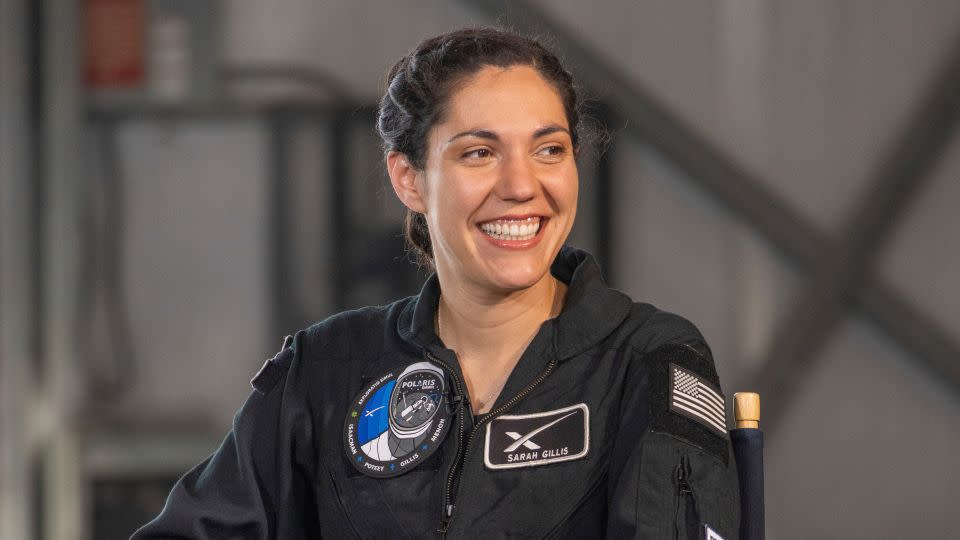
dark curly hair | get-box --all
[377,27,581,270]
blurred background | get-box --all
[1,0,959,538]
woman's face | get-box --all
[411,64,578,294]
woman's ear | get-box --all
[386,151,427,214]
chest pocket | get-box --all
[635,432,740,540]
[325,463,445,539]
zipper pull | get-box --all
[677,455,692,494]
[437,506,455,535]
[446,393,463,414]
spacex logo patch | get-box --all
[484,403,589,470]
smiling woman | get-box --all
[390,65,576,289]
[386,63,578,416]
[133,27,741,539]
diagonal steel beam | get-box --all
[465,0,824,264]
[464,0,960,404]
[752,32,960,430]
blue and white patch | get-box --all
[343,361,452,478]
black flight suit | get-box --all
[133,246,740,539]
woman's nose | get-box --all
[494,154,538,202]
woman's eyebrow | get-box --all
[447,129,498,143]
[447,125,570,143]
[532,125,570,139]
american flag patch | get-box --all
[670,363,726,435]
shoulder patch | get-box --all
[645,343,728,463]
[670,363,726,435]
[251,335,295,394]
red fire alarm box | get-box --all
[84,0,147,89]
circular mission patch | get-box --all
[343,361,452,478]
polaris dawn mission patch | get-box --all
[343,361,452,478]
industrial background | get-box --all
[2,0,959,538]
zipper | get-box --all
[431,352,558,534]
[425,352,467,532]
[675,454,698,540]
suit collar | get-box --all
[397,246,632,360]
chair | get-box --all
[731,393,764,540]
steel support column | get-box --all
[1,0,35,537]
[39,1,86,538]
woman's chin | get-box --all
[479,265,552,293]
[469,243,561,292]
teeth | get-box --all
[479,217,542,241]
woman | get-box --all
[134,27,739,539]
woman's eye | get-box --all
[537,145,567,158]
[462,148,492,160]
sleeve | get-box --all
[131,333,320,540]
[607,342,741,540]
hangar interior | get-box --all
[1,1,959,538]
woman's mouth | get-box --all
[478,216,543,241]
[480,216,540,241]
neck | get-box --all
[435,270,566,367]
[434,268,567,414]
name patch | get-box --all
[484,403,589,470]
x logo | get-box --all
[502,411,577,453]
[504,432,540,451]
